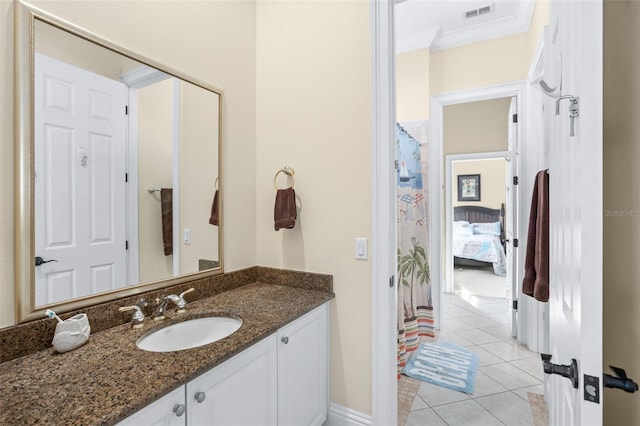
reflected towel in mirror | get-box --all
[161,188,173,256]
[209,189,219,226]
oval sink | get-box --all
[136,316,242,352]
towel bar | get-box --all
[274,166,295,191]
[148,187,161,193]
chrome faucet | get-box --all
[119,305,145,328]
[152,288,195,320]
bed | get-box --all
[452,204,507,277]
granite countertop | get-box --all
[0,282,333,425]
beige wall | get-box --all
[397,48,430,122]
[443,98,511,156]
[138,80,174,282]
[0,0,257,325]
[256,0,372,415]
[179,81,220,273]
[453,159,506,210]
[603,0,640,423]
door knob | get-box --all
[604,366,639,393]
[35,257,58,267]
[541,353,578,389]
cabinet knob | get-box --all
[194,391,206,403]
[173,404,186,417]
[281,336,289,344]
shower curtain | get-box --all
[396,122,434,377]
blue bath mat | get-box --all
[403,341,479,394]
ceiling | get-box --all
[395,0,535,53]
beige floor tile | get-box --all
[433,399,503,426]
[475,391,536,426]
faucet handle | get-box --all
[176,288,195,312]
[119,305,145,328]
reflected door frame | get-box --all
[120,67,178,284]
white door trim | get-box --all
[429,81,525,331]
[445,151,509,293]
[370,0,397,424]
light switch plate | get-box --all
[355,238,367,260]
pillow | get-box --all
[471,222,501,236]
[453,221,474,237]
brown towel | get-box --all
[274,187,297,231]
[160,188,173,256]
[209,189,219,226]
[522,170,549,302]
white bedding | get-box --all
[453,221,507,277]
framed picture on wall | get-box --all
[457,174,481,202]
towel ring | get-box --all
[273,166,295,191]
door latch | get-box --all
[541,353,579,389]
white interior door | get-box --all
[35,54,128,305]
[545,0,603,423]
[506,96,518,337]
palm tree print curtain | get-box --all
[396,123,434,377]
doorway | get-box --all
[447,154,508,301]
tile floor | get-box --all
[400,291,544,426]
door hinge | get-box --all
[125,173,128,183]
[394,160,399,171]
[513,176,519,185]
[125,240,129,250]
[512,113,518,123]
[125,105,129,115]
[512,300,518,310]
[513,238,519,248]
[389,275,395,288]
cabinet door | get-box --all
[117,386,186,426]
[277,303,328,426]
[187,335,277,426]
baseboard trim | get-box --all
[325,403,373,426]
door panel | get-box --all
[35,53,128,305]
[546,0,603,423]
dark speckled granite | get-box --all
[0,266,332,364]
[0,281,333,426]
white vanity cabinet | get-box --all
[277,304,328,426]
[117,303,328,426]
[187,335,278,425]
[118,386,186,426]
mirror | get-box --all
[15,3,223,322]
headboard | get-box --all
[454,203,506,247]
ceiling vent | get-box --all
[464,3,494,19]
